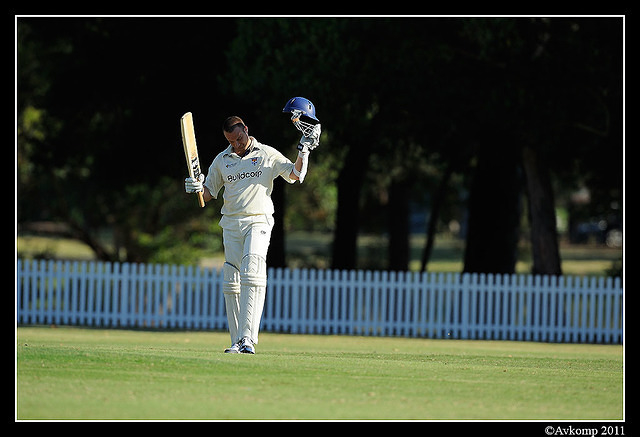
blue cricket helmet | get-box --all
[282,97,319,122]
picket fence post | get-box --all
[17,259,623,344]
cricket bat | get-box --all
[180,112,205,208]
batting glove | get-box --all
[297,123,321,152]
[185,174,204,193]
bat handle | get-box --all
[197,192,205,208]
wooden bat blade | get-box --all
[180,112,205,208]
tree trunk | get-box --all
[463,141,522,274]
[331,144,371,270]
[388,178,410,271]
[521,145,562,275]
[421,163,454,272]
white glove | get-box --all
[185,174,204,193]
[297,123,321,152]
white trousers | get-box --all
[220,215,273,345]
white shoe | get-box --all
[239,337,255,354]
[224,342,241,354]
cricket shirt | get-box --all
[204,137,296,222]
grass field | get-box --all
[16,326,624,421]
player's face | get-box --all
[224,125,250,156]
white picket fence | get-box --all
[16,259,623,344]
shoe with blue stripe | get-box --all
[239,337,255,354]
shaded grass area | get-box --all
[17,232,621,276]
[286,232,622,276]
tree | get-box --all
[221,18,387,270]
[18,17,622,275]
[451,18,621,275]
[17,18,234,263]
[511,18,622,275]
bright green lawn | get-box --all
[16,326,623,421]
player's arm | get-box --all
[290,152,304,181]
[202,186,214,202]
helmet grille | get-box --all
[291,110,317,137]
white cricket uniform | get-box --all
[204,137,296,220]
[203,137,295,345]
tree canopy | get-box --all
[17,17,623,274]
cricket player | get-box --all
[184,99,321,354]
